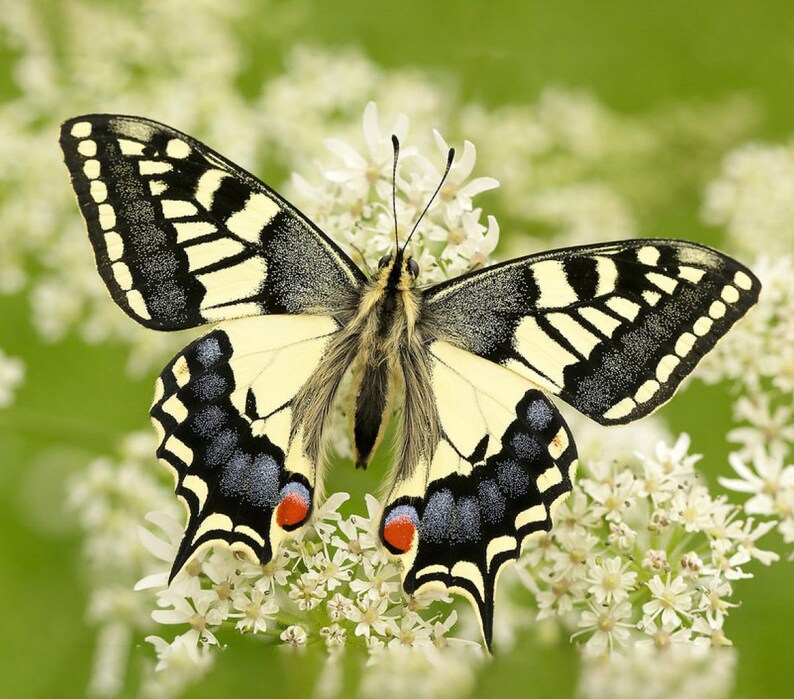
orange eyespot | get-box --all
[383,516,416,553]
[381,504,420,554]
[275,483,311,528]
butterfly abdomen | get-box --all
[348,273,425,469]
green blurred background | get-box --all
[1,1,792,697]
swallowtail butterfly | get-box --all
[60,114,760,648]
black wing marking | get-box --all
[150,314,342,578]
[379,341,577,648]
[424,239,760,424]
[60,115,364,329]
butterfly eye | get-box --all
[378,254,392,269]
[407,258,420,277]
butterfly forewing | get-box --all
[150,314,342,579]
[424,239,760,424]
[60,115,364,329]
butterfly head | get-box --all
[375,247,420,289]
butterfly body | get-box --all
[346,248,430,470]
[60,114,761,648]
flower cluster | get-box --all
[503,430,779,694]
[703,139,794,258]
[257,45,452,170]
[67,433,180,697]
[578,643,736,699]
[290,100,500,285]
[69,436,483,698]
[692,257,794,558]
[141,494,482,699]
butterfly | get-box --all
[60,114,760,648]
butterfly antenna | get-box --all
[402,146,455,251]
[391,135,400,247]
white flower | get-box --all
[691,615,733,648]
[535,571,587,619]
[669,484,719,532]
[607,521,637,551]
[637,434,701,504]
[575,600,634,653]
[697,577,738,622]
[642,549,670,573]
[312,492,352,542]
[151,589,223,646]
[327,592,356,621]
[548,529,600,579]
[586,557,637,604]
[288,571,328,611]
[229,588,279,634]
[721,450,794,518]
[429,131,499,218]
[331,494,386,561]
[581,463,638,522]
[678,552,704,579]
[349,558,401,601]
[315,548,356,590]
[320,623,348,650]
[636,617,693,650]
[728,395,794,458]
[349,597,397,638]
[146,632,215,674]
[280,625,308,648]
[387,612,434,648]
[323,102,410,194]
[642,574,693,628]
[728,517,780,565]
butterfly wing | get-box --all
[423,239,760,424]
[150,314,346,579]
[60,115,364,329]
[380,341,576,648]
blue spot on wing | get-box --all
[477,479,506,525]
[496,459,531,497]
[191,371,228,402]
[421,489,454,544]
[510,431,543,460]
[195,336,222,367]
[193,404,226,437]
[524,397,554,430]
[206,427,238,466]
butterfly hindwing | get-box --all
[150,314,342,578]
[424,239,760,424]
[380,341,577,647]
[60,115,364,330]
